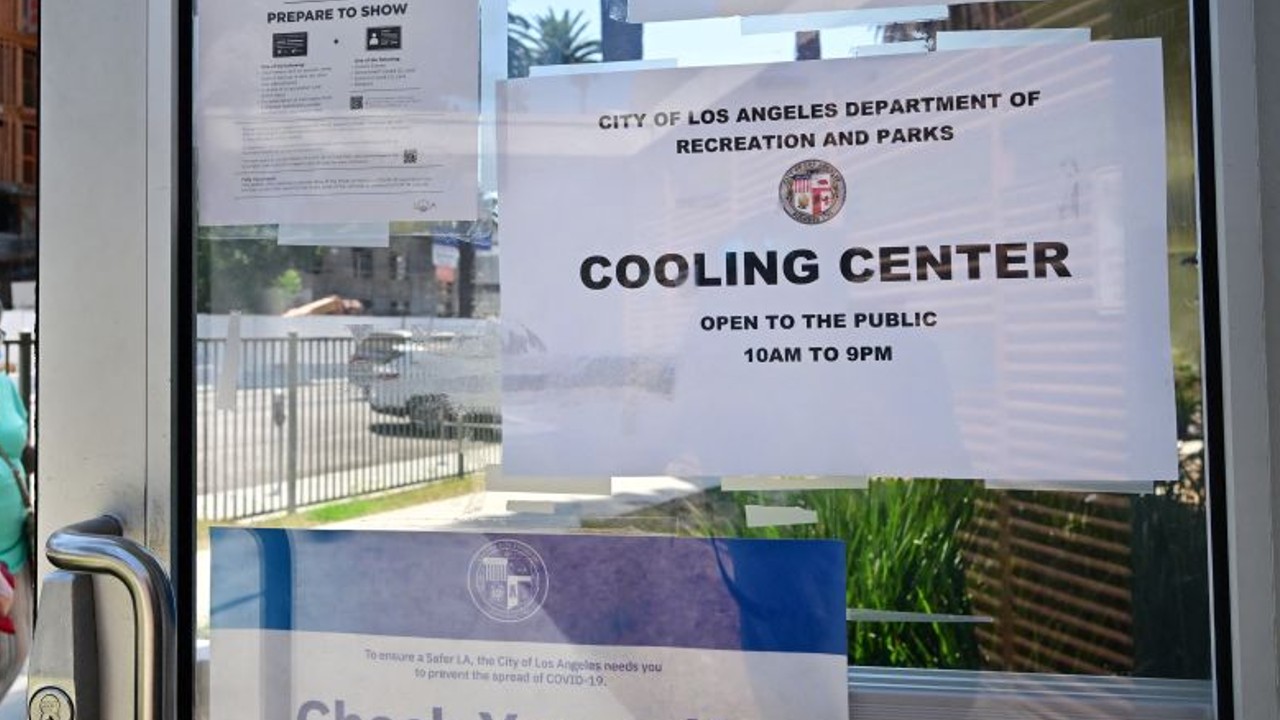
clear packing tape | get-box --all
[623,0,1042,24]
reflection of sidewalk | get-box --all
[198,445,497,521]
[324,476,717,530]
[197,476,716,629]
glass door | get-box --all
[35,0,181,718]
[35,1,1230,720]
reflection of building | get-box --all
[0,0,37,304]
[306,236,498,318]
[198,225,499,317]
[309,240,438,317]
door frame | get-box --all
[38,0,1274,718]
[1198,0,1280,718]
[39,0,185,716]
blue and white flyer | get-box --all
[210,528,849,720]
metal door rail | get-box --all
[46,515,176,720]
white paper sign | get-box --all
[628,0,1044,23]
[499,41,1177,482]
[197,0,479,225]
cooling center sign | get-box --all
[499,41,1177,482]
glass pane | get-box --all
[194,0,1213,717]
[0,0,37,712]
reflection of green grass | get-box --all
[197,474,482,549]
[734,480,980,669]
[630,479,982,669]
[301,478,475,523]
[1167,244,1201,360]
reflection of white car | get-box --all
[347,330,413,396]
[366,322,675,435]
[367,330,501,434]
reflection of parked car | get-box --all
[367,330,501,434]
[347,331,412,396]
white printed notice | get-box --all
[210,528,848,720]
[627,0,1046,23]
[499,40,1177,482]
[196,0,478,225]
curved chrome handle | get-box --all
[46,515,176,720]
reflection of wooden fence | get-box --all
[965,493,1136,674]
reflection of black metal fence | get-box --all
[197,336,500,521]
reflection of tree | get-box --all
[508,13,533,79]
[391,195,498,319]
[196,228,324,313]
[507,9,602,78]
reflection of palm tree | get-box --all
[508,12,533,79]
[509,9,602,76]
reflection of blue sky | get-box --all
[507,1,877,66]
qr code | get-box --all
[403,149,419,164]
[350,96,364,110]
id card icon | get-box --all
[272,32,308,58]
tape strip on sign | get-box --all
[529,59,678,78]
[852,40,930,58]
[935,28,1090,51]
[215,312,242,411]
[626,0,1046,24]
[485,466,612,495]
[505,500,561,515]
[610,476,723,502]
[745,505,819,527]
[723,476,869,491]
[983,479,1156,495]
[277,222,390,248]
[738,5,948,34]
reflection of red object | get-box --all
[0,564,15,634]
[282,295,366,317]
[21,0,38,34]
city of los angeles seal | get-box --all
[467,539,549,622]
[779,159,846,225]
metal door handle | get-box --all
[46,515,176,720]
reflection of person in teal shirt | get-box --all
[0,358,31,696]
[0,373,28,572]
